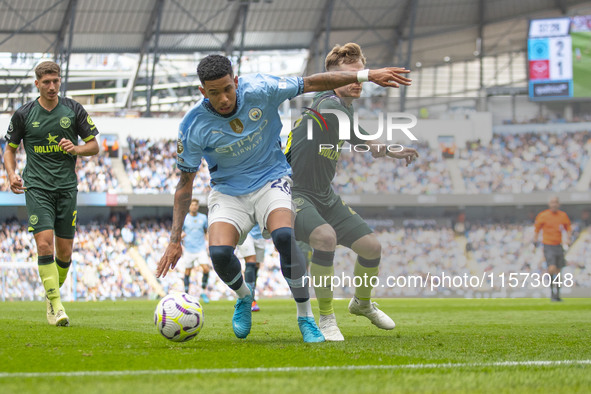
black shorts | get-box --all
[543,244,566,269]
[293,193,372,248]
[24,188,78,239]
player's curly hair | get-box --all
[35,61,61,80]
[197,55,234,83]
[325,43,367,71]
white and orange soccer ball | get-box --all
[154,293,204,342]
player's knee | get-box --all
[56,251,73,262]
[209,246,234,266]
[357,235,381,260]
[36,240,53,256]
[309,225,337,250]
[209,245,236,278]
[271,227,293,253]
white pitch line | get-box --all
[0,360,590,379]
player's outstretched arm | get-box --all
[3,145,26,194]
[58,137,99,156]
[386,146,419,166]
[303,67,411,93]
[156,170,196,278]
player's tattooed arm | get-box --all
[170,171,197,243]
[303,67,411,93]
[156,170,196,277]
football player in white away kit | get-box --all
[180,198,211,303]
[156,54,411,342]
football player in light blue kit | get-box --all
[180,198,210,303]
[156,54,411,342]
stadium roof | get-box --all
[1,0,591,71]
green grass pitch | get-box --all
[571,31,591,98]
[1,298,590,393]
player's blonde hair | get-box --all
[325,43,367,71]
[35,61,61,80]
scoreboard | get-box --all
[528,16,591,100]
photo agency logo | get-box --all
[304,107,419,152]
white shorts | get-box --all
[207,176,294,244]
[236,234,267,262]
[180,250,210,270]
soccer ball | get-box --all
[154,293,204,342]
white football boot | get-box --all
[55,309,70,327]
[46,296,56,325]
[319,313,345,341]
[348,297,395,330]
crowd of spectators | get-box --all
[333,142,454,194]
[122,138,211,194]
[4,132,589,195]
[76,152,121,193]
[0,219,291,302]
[458,131,591,193]
[1,217,589,301]
[466,221,589,291]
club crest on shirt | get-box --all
[60,117,71,128]
[249,108,262,121]
[230,119,244,134]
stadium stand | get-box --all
[2,219,588,301]
[122,138,211,194]
[458,131,591,193]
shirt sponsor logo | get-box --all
[60,117,71,128]
[46,133,58,144]
[35,133,67,154]
[214,120,268,157]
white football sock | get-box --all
[236,281,252,298]
[296,299,314,317]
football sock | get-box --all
[272,227,309,302]
[253,264,259,288]
[235,281,252,299]
[310,249,335,316]
[201,272,209,290]
[354,256,380,301]
[38,255,63,311]
[55,258,71,288]
[554,274,560,298]
[209,245,244,291]
[296,299,314,318]
[183,274,190,293]
[245,262,257,298]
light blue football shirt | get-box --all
[249,223,263,240]
[182,212,208,253]
[177,73,304,196]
